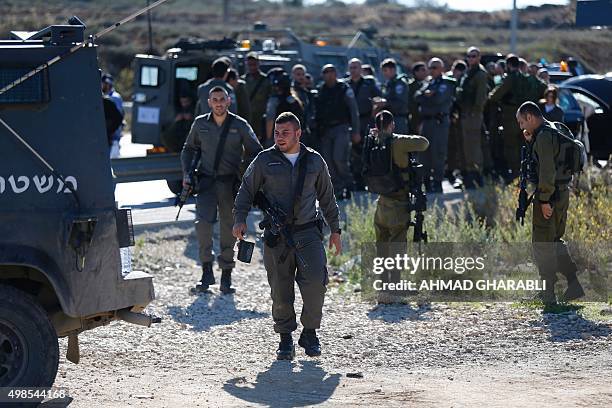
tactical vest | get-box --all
[316,82,350,127]
[276,94,304,125]
[530,121,586,185]
[501,72,530,107]
[362,135,404,195]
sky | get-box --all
[306,0,570,12]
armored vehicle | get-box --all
[0,19,155,388]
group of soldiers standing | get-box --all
[187,48,555,199]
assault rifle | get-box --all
[254,191,308,268]
[175,150,201,221]
[515,145,534,225]
[406,153,428,244]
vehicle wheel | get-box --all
[167,179,183,195]
[0,284,59,387]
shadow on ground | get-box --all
[167,292,268,331]
[223,360,341,407]
[530,306,612,342]
[366,302,432,323]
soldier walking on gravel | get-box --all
[181,86,262,295]
[232,112,342,360]
[516,102,584,305]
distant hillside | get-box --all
[1,0,610,95]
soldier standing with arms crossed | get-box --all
[242,52,272,143]
[515,102,584,304]
[407,62,428,134]
[181,87,262,294]
[315,64,360,200]
[456,47,489,189]
[381,58,410,134]
[232,112,342,360]
[416,58,456,193]
[346,58,382,190]
[489,54,530,181]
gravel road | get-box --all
[49,225,612,407]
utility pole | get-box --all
[223,0,229,23]
[510,0,518,54]
[146,0,154,54]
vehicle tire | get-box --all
[167,179,183,195]
[0,284,59,388]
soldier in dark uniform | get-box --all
[346,58,382,190]
[447,59,467,189]
[315,64,360,200]
[381,58,410,134]
[181,87,262,294]
[233,112,342,360]
[415,58,456,193]
[489,54,530,180]
[242,52,272,143]
[407,62,428,134]
[516,102,584,304]
[265,69,304,147]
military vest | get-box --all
[502,72,530,107]
[362,134,405,195]
[316,81,351,127]
[276,94,304,125]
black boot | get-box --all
[194,262,215,292]
[276,333,295,360]
[220,269,236,295]
[298,329,321,357]
[560,279,585,303]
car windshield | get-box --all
[558,89,580,112]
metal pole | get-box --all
[223,0,229,23]
[510,0,518,54]
[147,0,154,54]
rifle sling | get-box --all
[289,150,309,227]
[249,75,266,102]
[212,114,234,177]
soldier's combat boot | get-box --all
[298,329,321,357]
[193,262,215,293]
[532,287,557,306]
[220,269,236,295]
[560,279,585,303]
[276,333,295,360]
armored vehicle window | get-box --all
[140,65,159,87]
[176,66,198,81]
[0,67,50,104]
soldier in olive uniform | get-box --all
[489,55,530,180]
[226,68,251,122]
[370,110,429,243]
[233,112,342,360]
[315,64,361,199]
[181,87,262,294]
[242,52,272,143]
[381,58,410,134]
[415,58,456,193]
[515,102,584,304]
[346,58,382,190]
[196,58,237,116]
[456,47,489,188]
[407,62,428,134]
[291,64,317,148]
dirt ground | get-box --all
[46,225,612,408]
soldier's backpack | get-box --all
[549,121,587,180]
[362,134,404,195]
